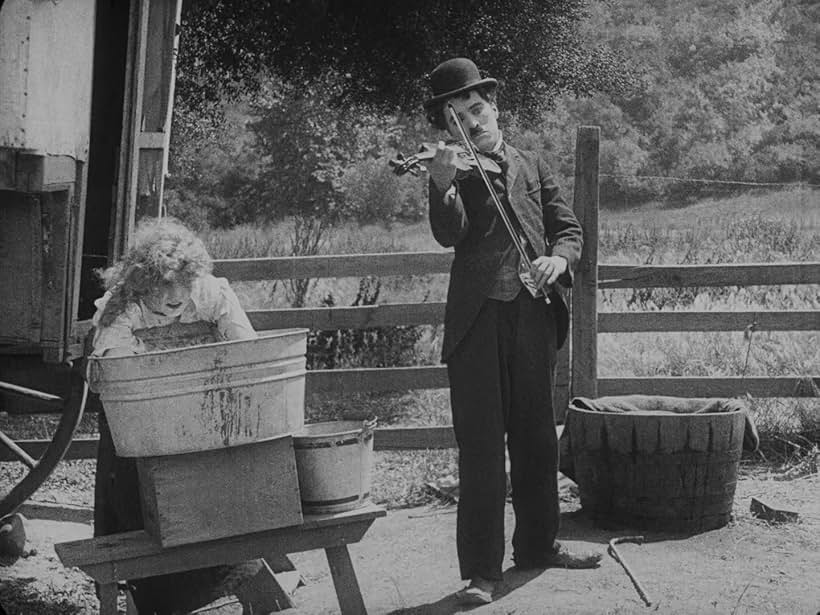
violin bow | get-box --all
[446,104,548,302]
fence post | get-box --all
[570,126,600,401]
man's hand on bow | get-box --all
[530,255,568,290]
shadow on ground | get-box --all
[0,577,91,615]
[387,568,545,615]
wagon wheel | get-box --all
[0,366,88,518]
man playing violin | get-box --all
[424,57,601,605]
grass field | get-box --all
[1,187,817,509]
[199,186,820,506]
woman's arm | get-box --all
[91,311,144,357]
[199,276,257,341]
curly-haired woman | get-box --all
[91,217,255,357]
[91,218,270,614]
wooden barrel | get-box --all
[566,405,746,533]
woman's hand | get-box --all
[101,347,139,358]
[428,141,458,192]
[530,255,568,290]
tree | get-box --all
[175,0,636,122]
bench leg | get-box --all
[235,558,295,613]
[325,545,366,615]
[125,590,139,615]
[97,582,118,615]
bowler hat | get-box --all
[424,58,498,109]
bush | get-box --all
[307,277,423,370]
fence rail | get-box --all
[247,303,819,332]
[3,127,818,462]
[216,255,820,287]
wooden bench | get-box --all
[55,504,386,615]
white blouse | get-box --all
[91,274,256,356]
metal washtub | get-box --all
[88,329,308,457]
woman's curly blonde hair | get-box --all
[96,217,212,327]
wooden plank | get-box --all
[214,251,454,281]
[110,0,139,257]
[571,125,600,399]
[0,438,97,462]
[599,262,820,288]
[555,339,571,423]
[136,436,303,547]
[325,546,367,615]
[67,158,88,364]
[55,505,386,583]
[126,0,151,230]
[39,189,73,362]
[0,192,41,343]
[597,376,820,398]
[5,154,77,192]
[248,302,445,330]
[213,253,820,289]
[56,505,385,568]
[81,523,376,584]
[140,0,177,132]
[233,558,295,612]
[598,310,820,332]
[160,0,184,197]
[307,366,448,394]
[136,132,166,149]
[18,501,94,524]
[373,426,456,450]
[134,148,163,219]
[307,370,820,398]
[0,1,95,159]
[97,583,118,615]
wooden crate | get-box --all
[136,435,302,547]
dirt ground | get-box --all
[1,469,818,615]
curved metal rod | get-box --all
[0,367,88,518]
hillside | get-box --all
[165,0,819,228]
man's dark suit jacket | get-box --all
[429,143,584,362]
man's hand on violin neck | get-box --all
[531,256,568,289]
[430,140,459,191]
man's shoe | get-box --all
[515,542,602,570]
[455,577,495,605]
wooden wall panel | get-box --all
[0,191,41,344]
[0,0,95,159]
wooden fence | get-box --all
[5,127,820,461]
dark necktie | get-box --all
[483,147,508,177]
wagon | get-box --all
[1,0,183,518]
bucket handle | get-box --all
[359,418,377,443]
[86,358,102,392]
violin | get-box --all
[388,141,502,178]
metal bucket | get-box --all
[88,329,307,457]
[293,420,376,514]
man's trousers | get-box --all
[446,290,560,582]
